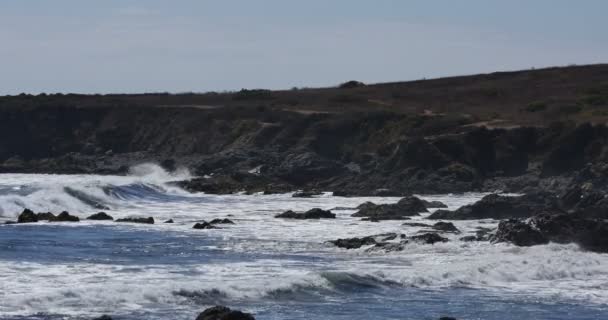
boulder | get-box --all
[292,190,322,198]
[17,209,38,223]
[428,193,557,220]
[422,200,448,209]
[164,219,174,223]
[329,233,400,249]
[87,212,114,220]
[352,196,427,220]
[196,306,255,320]
[491,219,548,246]
[209,218,235,225]
[51,211,80,222]
[115,217,154,224]
[275,208,335,219]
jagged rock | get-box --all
[352,196,428,220]
[428,193,558,220]
[491,219,549,246]
[275,208,335,219]
[51,211,80,222]
[115,217,154,224]
[329,233,400,249]
[432,222,460,233]
[17,209,38,223]
[410,233,448,244]
[196,306,255,320]
[87,212,114,220]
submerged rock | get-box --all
[115,217,155,224]
[292,190,322,198]
[87,212,114,220]
[193,222,219,229]
[329,233,400,249]
[275,208,335,219]
[352,196,428,220]
[164,219,174,223]
[209,218,235,224]
[17,209,38,223]
[92,316,113,320]
[196,305,255,320]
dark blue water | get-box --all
[1,224,606,320]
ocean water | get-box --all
[0,164,606,320]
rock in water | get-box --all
[329,233,400,249]
[87,212,114,220]
[275,208,335,219]
[51,211,80,222]
[115,217,155,224]
[164,219,174,223]
[432,222,460,233]
[422,200,448,208]
[352,196,428,220]
[410,233,448,244]
[209,218,235,224]
[428,192,557,220]
[36,212,56,221]
[292,190,322,198]
[491,219,548,246]
[196,306,255,320]
[17,209,38,223]
[92,316,113,320]
[193,222,219,229]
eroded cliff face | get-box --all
[1,104,607,195]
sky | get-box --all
[1,0,607,94]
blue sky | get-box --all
[1,0,607,94]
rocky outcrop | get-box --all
[86,212,114,220]
[209,218,235,225]
[428,193,558,220]
[329,233,400,249]
[432,222,460,233]
[17,209,38,223]
[51,211,80,222]
[193,222,219,229]
[115,217,154,224]
[352,196,428,220]
[410,233,449,244]
[492,212,608,252]
[196,306,255,320]
[275,208,335,219]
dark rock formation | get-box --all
[86,212,114,220]
[209,218,235,224]
[164,219,174,223]
[92,316,112,320]
[196,306,255,320]
[36,212,56,221]
[428,193,558,220]
[115,217,154,224]
[51,211,80,222]
[410,233,449,244]
[491,219,548,246]
[193,222,219,229]
[432,222,460,233]
[329,233,400,249]
[275,208,335,219]
[292,190,322,198]
[17,209,38,223]
[422,200,448,209]
[352,196,428,220]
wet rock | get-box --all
[491,219,548,246]
[4,221,17,225]
[428,193,557,220]
[164,219,174,223]
[209,218,235,225]
[367,242,406,252]
[115,217,155,224]
[422,200,448,209]
[87,212,114,220]
[410,233,448,244]
[17,209,38,223]
[439,317,458,320]
[402,222,432,228]
[292,190,322,198]
[330,233,399,249]
[92,316,113,320]
[196,305,255,320]
[352,196,428,220]
[193,221,219,229]
[432,222,460,233]
[459,235,478,242]
[51,211,80,222]
[36,212,56,221]
[275,208,335,219]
